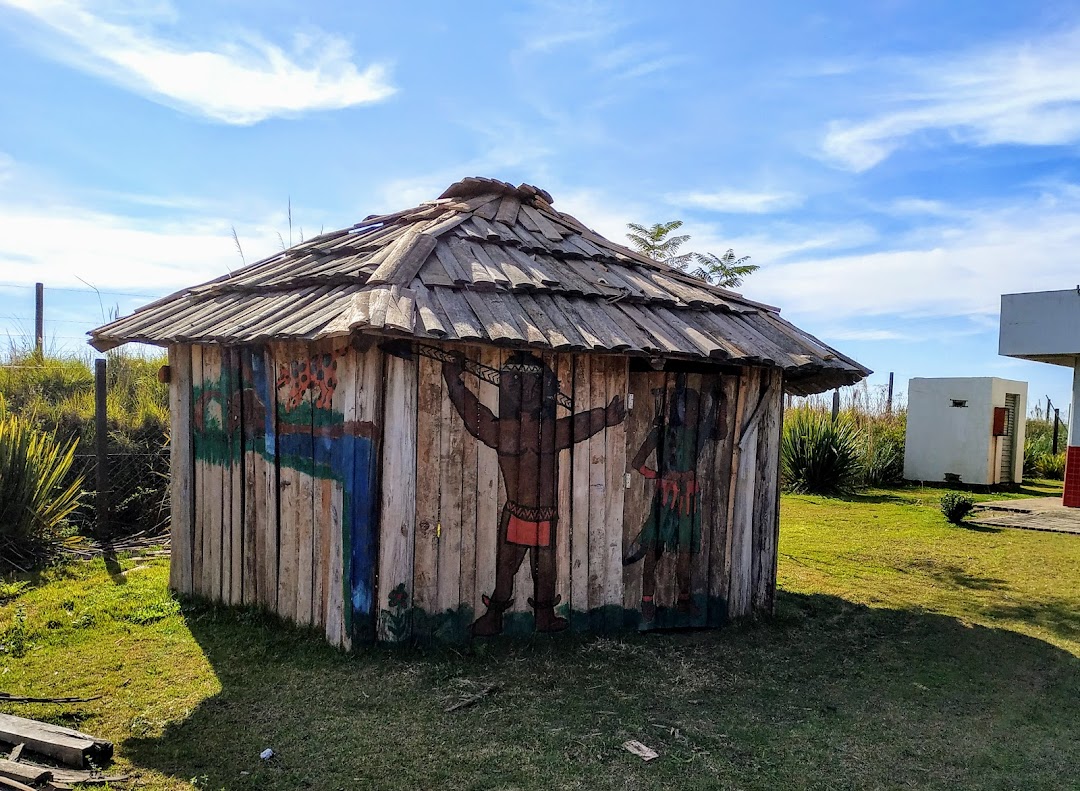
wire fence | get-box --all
[69,449,171,536]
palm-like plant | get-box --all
[689,250,759,289]
[625,221,693,267]
[627,221,757,289]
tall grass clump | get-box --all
[0,344,169,540]
[0,399,84,571]
[781,407,863,495]
[786,382,908,492]
[1024,417,1067,480]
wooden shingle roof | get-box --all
[89,177,869,395]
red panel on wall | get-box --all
[1064,447,1080,508]
[992,406,1007,436]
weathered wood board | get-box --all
[0,713,112,768]
[168,344,194,595]
[172,339,784,644]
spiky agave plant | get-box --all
[781,408,863,496]
[0,400,84,570]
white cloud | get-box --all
[0,0,394,124]
[667,189,803,214]
[822,26,1080,170]
[518,0,625,53]
[0,158,284,294]
[750,188,1080,322]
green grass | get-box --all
[1,482,1078,790]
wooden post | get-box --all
[831,389,840,421]
[94,358,109,541]
[1053,408,1061,456]
[886,372,894,414]
[34,283,44,355]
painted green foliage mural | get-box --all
[190,345,381,642]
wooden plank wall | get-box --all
[168,345,194,594]
[170,339,785,644]
[175,341,376,647]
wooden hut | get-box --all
[90,177,869,645]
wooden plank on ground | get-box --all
[376,351,418,642]
[0,714,112,769]
[168,344,194,594]
[0,757,51,785]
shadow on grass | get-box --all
[122,592,1080,791]
[953,520,1002,533]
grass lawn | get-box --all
[1,482,1077,790]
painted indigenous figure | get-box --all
[443,352,625,636]
[624,374,725,624]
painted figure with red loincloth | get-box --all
[624,374,725,624]
[443,352,625,636]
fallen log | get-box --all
[0,714,112,768]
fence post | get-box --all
[95,358,109,541]
[831,389,840,421]
[34,282,44,355]
[1053,408,1061,456]
[886,372,894,415]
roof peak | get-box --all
[438,176,554,207]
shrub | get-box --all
[860,412,906,486]
[1024,417,1068,480]
[940,492,975,524]
[781,408,863,496]
[0,346,169,537]
[0,404,84,570]
[1038,451,1066,480]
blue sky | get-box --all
[0,0,1077,414]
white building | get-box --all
[904,377,1027,486]
[999,288,1080,507]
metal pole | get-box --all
[886,372,894,414]
[95,358,109,541]
[1048,397,1052,423]
[34,282,43,355]
[1053,408,1061,456]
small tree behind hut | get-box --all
[626,220,758,288]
